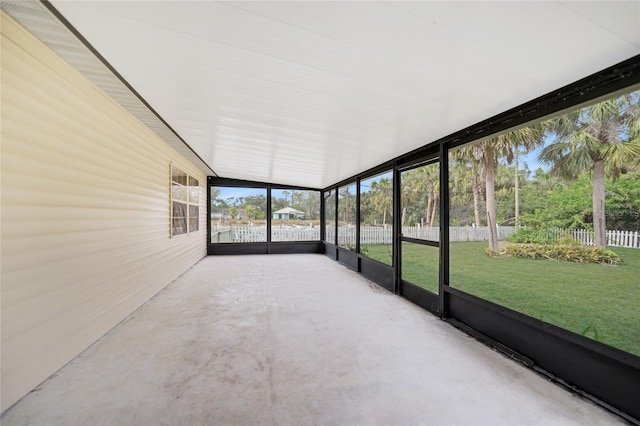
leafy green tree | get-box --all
[210,187,228,211]
[540,93,640,247]
[606,173,640,230]
[515,168,557,225]
[210,187,221,204]
[244,194,266,217]
[245,205,257,220]
[272,196,288,212]
[281,190,291,206]
[300,191,321,220]
[525,175,592,230]
[522,171,640,232]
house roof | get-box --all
[3,1,639,188]
[273,207,304,215]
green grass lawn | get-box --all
[365,242,640,357]
[360,244,393,266]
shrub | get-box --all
[507,227,555,244]
[506,227,580,245]
[502,243,620,265]
[484,248,499,257]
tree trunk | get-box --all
[472,168,481,227]
[592,160,607,248]
[484,157,499,251]
[401,206,407,228]
[425,180,434,227]
[429,197,438,227]
[382,209,387,226]
[425,195,432,228]
[343,198,348,223]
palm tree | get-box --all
[457,126,544,251]
[400,169,421,227]
[539,93,640,247]
[428,178,440,227]
[514,149,524,226]
[339,185,356,224]
[369,177,392,226]
[415,164,439,227]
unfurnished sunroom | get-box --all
[1,1,639,424]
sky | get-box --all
[517,135,555,174]
[519,146,546,173]
[212,136,553,200]
[360,170,393,193]
[211,187,318,202]
[211,186,265,201]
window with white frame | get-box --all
[171,165,199,236]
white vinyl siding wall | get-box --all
[1,12,207,412]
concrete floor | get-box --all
[2,254,626,426]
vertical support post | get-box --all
[207,177,212,253]
[439,143,450,318]
[393,165,402,295]
[320,189,326,243]
[266,186,272,253]
[334,189,339,248]
[356,179,361,256]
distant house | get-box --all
[273,207,305,220]
[211,208,246,220]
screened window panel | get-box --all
[359,170,393,265]
[271,189,320,241]
[446,88,640,356]
[337,183,357,250]
[400,163,440,242]
[209,186,267,243]
[324,189,336,244]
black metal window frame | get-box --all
[205,56,640,423]
[207,177,323,255]
[320,56,640,424]
[322,188,336,245]
[397,158,441,249]
[357,169,395,268]
[395,158,442,313]
[335,181,358,252]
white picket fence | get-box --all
[211,225,320,243]
[272,226,320,241]
[212,225,516,244]
[549,228,639,249]
[211,224,638,248]
[341,226,517,244]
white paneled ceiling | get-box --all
[17,2,640,187]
